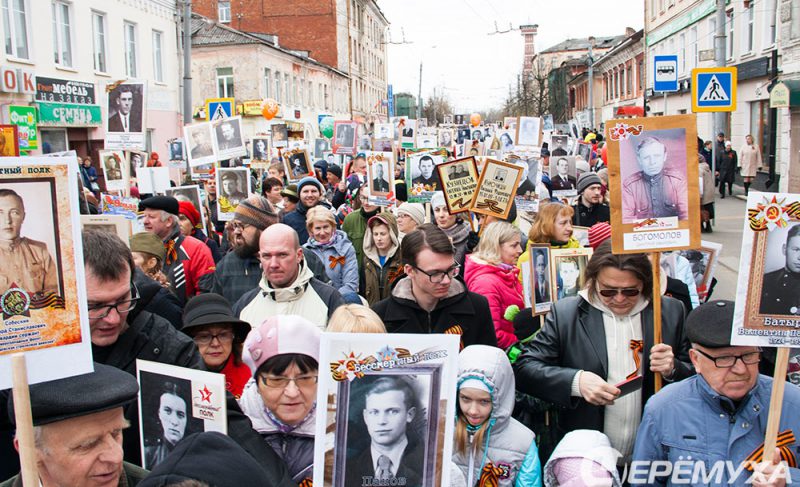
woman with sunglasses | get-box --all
[238,315,321,485]
[514,239,692,465]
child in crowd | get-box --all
[302,205,360,303]
[129,232,169,288]
[326,304,386,333]
[362,213,403,305]
[453,345,541,487]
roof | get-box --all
[593,29,644,68]
[540,34,627,53]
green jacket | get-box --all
[0,462,148,487]
[341,208,373,268]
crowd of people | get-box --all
[2,124,794,487]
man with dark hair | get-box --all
[572,172,609,227]
[760,224,800,315]
[534,249,550,303]
[371,224,497,347]
[261,176,284,207]
[411,155,439,190]
[108,85,141,133]
[344,377,423,487]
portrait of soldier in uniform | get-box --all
[621,135,688,223]
[411,155,440,190]
[371,162,390,193]
[760,224,800,316]
[0,188,59,296]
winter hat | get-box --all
[576,172,603,194]
[243,315,322,376]
[327,164,343,179]
[129,232,166,263]
[137,432,272,487]
[297,175,323,194]
[588,222,612,249]
[182,293,250,343]
[233,195,277,231]
[397,202,425,225]
[139,195,179,216]
[687,300,735,348]
[280,184,298,199]
[178,201,201,228]
[430,191,447,210]
[575,158,591,175]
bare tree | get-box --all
[421,91,455,126]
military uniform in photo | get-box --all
[760,269,800,315]
[0,237,58,296]
[622,168,688,220]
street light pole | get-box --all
[588,36,595,129]
[712,0,727,176]
[182,0,192,125]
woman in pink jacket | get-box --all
[464,222,524,349]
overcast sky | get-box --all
[377,0,644,113]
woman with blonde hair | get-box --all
[464,222,524,348]
[303,205,360,303]
[326,304,386,333]
[517,201,580,283]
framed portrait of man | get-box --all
[372,138,394,152]
[568,119,581,139]
[213,116,247,160]
[333,121,358,155]
[549,156,578,197]
[455,127,471,145]
[105,81,146,150]
[137,360,226,471]
[576,141,592,162]
[677,240,722,303]
[550,135,569,156]
[416,133,437,149]
[251,137,271,162]
[80,214,131,243]
[168,139,184,161]
[358,135,372,151]
[606,114,700,254]
[470,128,484,142]
[314,138,330,159]
[99,150,127,192]
[271,123,288,149]
[405,149,447,203]
[284,149,312,182]
[183,122,217,167]
[732,193,800,347]
[127,150,148,178]
[374,123,394,140]
[550,247,593,302]
[399,119,417,149]
[216,167,250,221]
[313,333,459,487]
[437,157,479,214]
[365,151,394,206]
[470,158,523,220]
[525,244,552,314]
[516,116,541,147]
[165,185,205,228]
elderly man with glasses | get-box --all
[371,224,497,348]
[633,300,800,486]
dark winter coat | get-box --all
[718,149,738,183]
[132,268,183,329]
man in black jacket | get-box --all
[372,224,497,349]
[571,172,609,227]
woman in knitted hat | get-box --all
[177,200,222,263]
[395,202,425,238]
[303,205,360,303]
[238,315,321,485]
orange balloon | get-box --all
[262,99,279,120]
[470,113,481,127]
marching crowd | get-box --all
[2,127,798,487]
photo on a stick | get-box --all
[437,157,479,214]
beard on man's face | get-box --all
[234,232,261,258]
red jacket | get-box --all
[221,356,251,399]
[464,255,524,349]
[164,235,216,302]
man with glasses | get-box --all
[371,224,497,348]
[633,300,800,485]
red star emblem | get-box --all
[199,385,213,403]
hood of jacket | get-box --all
[464,255,520,288]
[238,378,316,437]
[363,212,400,264]
[390,275,466,305]
[258,258,314,302]
[457,345,515,435]
[543,430,622,487]
[137,432,272,487]
[578,288,649,319]
[306,229,351,254]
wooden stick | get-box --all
[11,353,38,486]
[651,252,663,392]
[763,347,790,456]
[424,202,431,224]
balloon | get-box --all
[261,98,279,120]
[470,113,481,127]
[319,116,334,139]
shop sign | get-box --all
[238,100,263,116]
[8,105,37,150]
[0,66,35,94]
[35,76,95,104]
[37,102,102,127]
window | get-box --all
[152,30,163,82]
[216,67,233,97]
[299,77,304,107]
[745,2,754,53]
[124,22,138,77]
[308,80,313,107]
[793,1,800,40]
[726,11,734,59]
[263,68,271,98]
[689,27,698,70]
[91,12,107,72]
[764,0,777,46]
[52,1,72,67]
[2,0,30,59]
[218,1,230,23]
[293,76,298,105]
[638,59,644,91]
[749,100,770,167]
[284,74,289,106]
[626,64,632,95]
[679,33,685,74]
[274,71,281,102]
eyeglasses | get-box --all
[232,222,253,232]
[258,374,318,389]
[87,283,140,319]
[693,348,761,368]
[412,263,460,283]
[598,287,642,298]
[192,330,235,345]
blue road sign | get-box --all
[691,67,737,112]
[205,98,234,121]
[387,84,394,118]
[653,55,679,92]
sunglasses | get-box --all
[598,288,641,298]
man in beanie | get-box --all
[2,363,147,487]
[572,172,609,227]
[634,300,800,485]
[177,200,222,263]
[282,176,331,245]
[139,195,215,303]
[201,195,329,304]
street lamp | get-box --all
[587,36,595,130]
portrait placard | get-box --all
[550,247,593,302]
[189,163,215,181]
[165,185,206,228]
[678,240,722,303]
[606,114,700,254]
[732,193,800,347]
[251,137,271,163]
[80,214,131,243]
[0,124,20,156]
[213,116,247,160]
[168,139,185,162]
[216,167,250,221]
[184,122,217,167]
[98,150,127,192]
[137,360,227,470]
[374,123,394,140]
[469,158,523,220]
[516,116,541,147]
[576,141,592,163]
[567,119,581,139]
[406,149,447,203]
[0,157,92,388]
[512,155,542,212]
[436,157,479,214]
[549,155,578,197]
[333,121,358,155]
[314,138,330,159]
[525,244,553,314]
[284,149,313,182]
[416,133,437,149]
[572,226,590,247]
[313,333,459,487]
[542,114,555,132]
[364,151,395,206]
[127,150,148,178]
[437,129,455,150]
[400,119,417,149]
[372,138,394,152]
[503,116,517,131]
[550,135,569,156]
[136,167,171,195]
[497,129,516,154]
[105,81,146,150]
[271,123,288,148]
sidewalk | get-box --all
[702,185,748,301]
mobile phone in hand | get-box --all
[615,375,643,398]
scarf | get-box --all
[264,403,317,434]
[443,220,470,245]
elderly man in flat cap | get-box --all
[633,300,800,486]
[2,363,147,487]
[139,195,215,304]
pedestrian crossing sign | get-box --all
[691,67,737,112]
[205,98,234,121]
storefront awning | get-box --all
[615,105,644,117]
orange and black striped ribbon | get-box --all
[328,255,346,269]
[164,239,178,265]
[743,430,797,471]
[627,339,643,380]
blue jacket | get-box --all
[303,229,359,295]
[633,373,800,486]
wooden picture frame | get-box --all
[516,116,542,147]
[526,243,553,315]
[284,149,314,182]
[436,157,479,214]
[550,247,593,302]
[469,158,523,220]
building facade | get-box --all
[0,0,182,161]
[774,0,800,192]
[191,0,389,122]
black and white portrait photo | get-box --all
[417,134,437,149]
[271,123,288,148]
[314,138,330,159]
[358,135,372,151]
[456,128,471,145]
[516,116,541,147]
[251,137,271,162]
[369,158,391,196]
[400,119,417,148]
[446,162,470,181]
[334,121,357,155]
[438,129,454,148]
[286,150,312,181]
[375,123,393,140]
[549,156,577,193]
[128,151,148,178]
[408,153,443,192]
[184,122,216,167]
[372,138,394,152]
[568,119,581,140]
[759,223,800,316]
[169,140,184,161]
[214,116,246,159]
[542,114,555,132]
[166,186,203,223]
[551,250,592,301]
[531,246,551,306]
[576,142,592,163]
[470,128,484,142]
[99,150,126,191]
[550,135,569,156]
[106,83,143,134]
[498,130,515,152]
[217,167,250,220]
